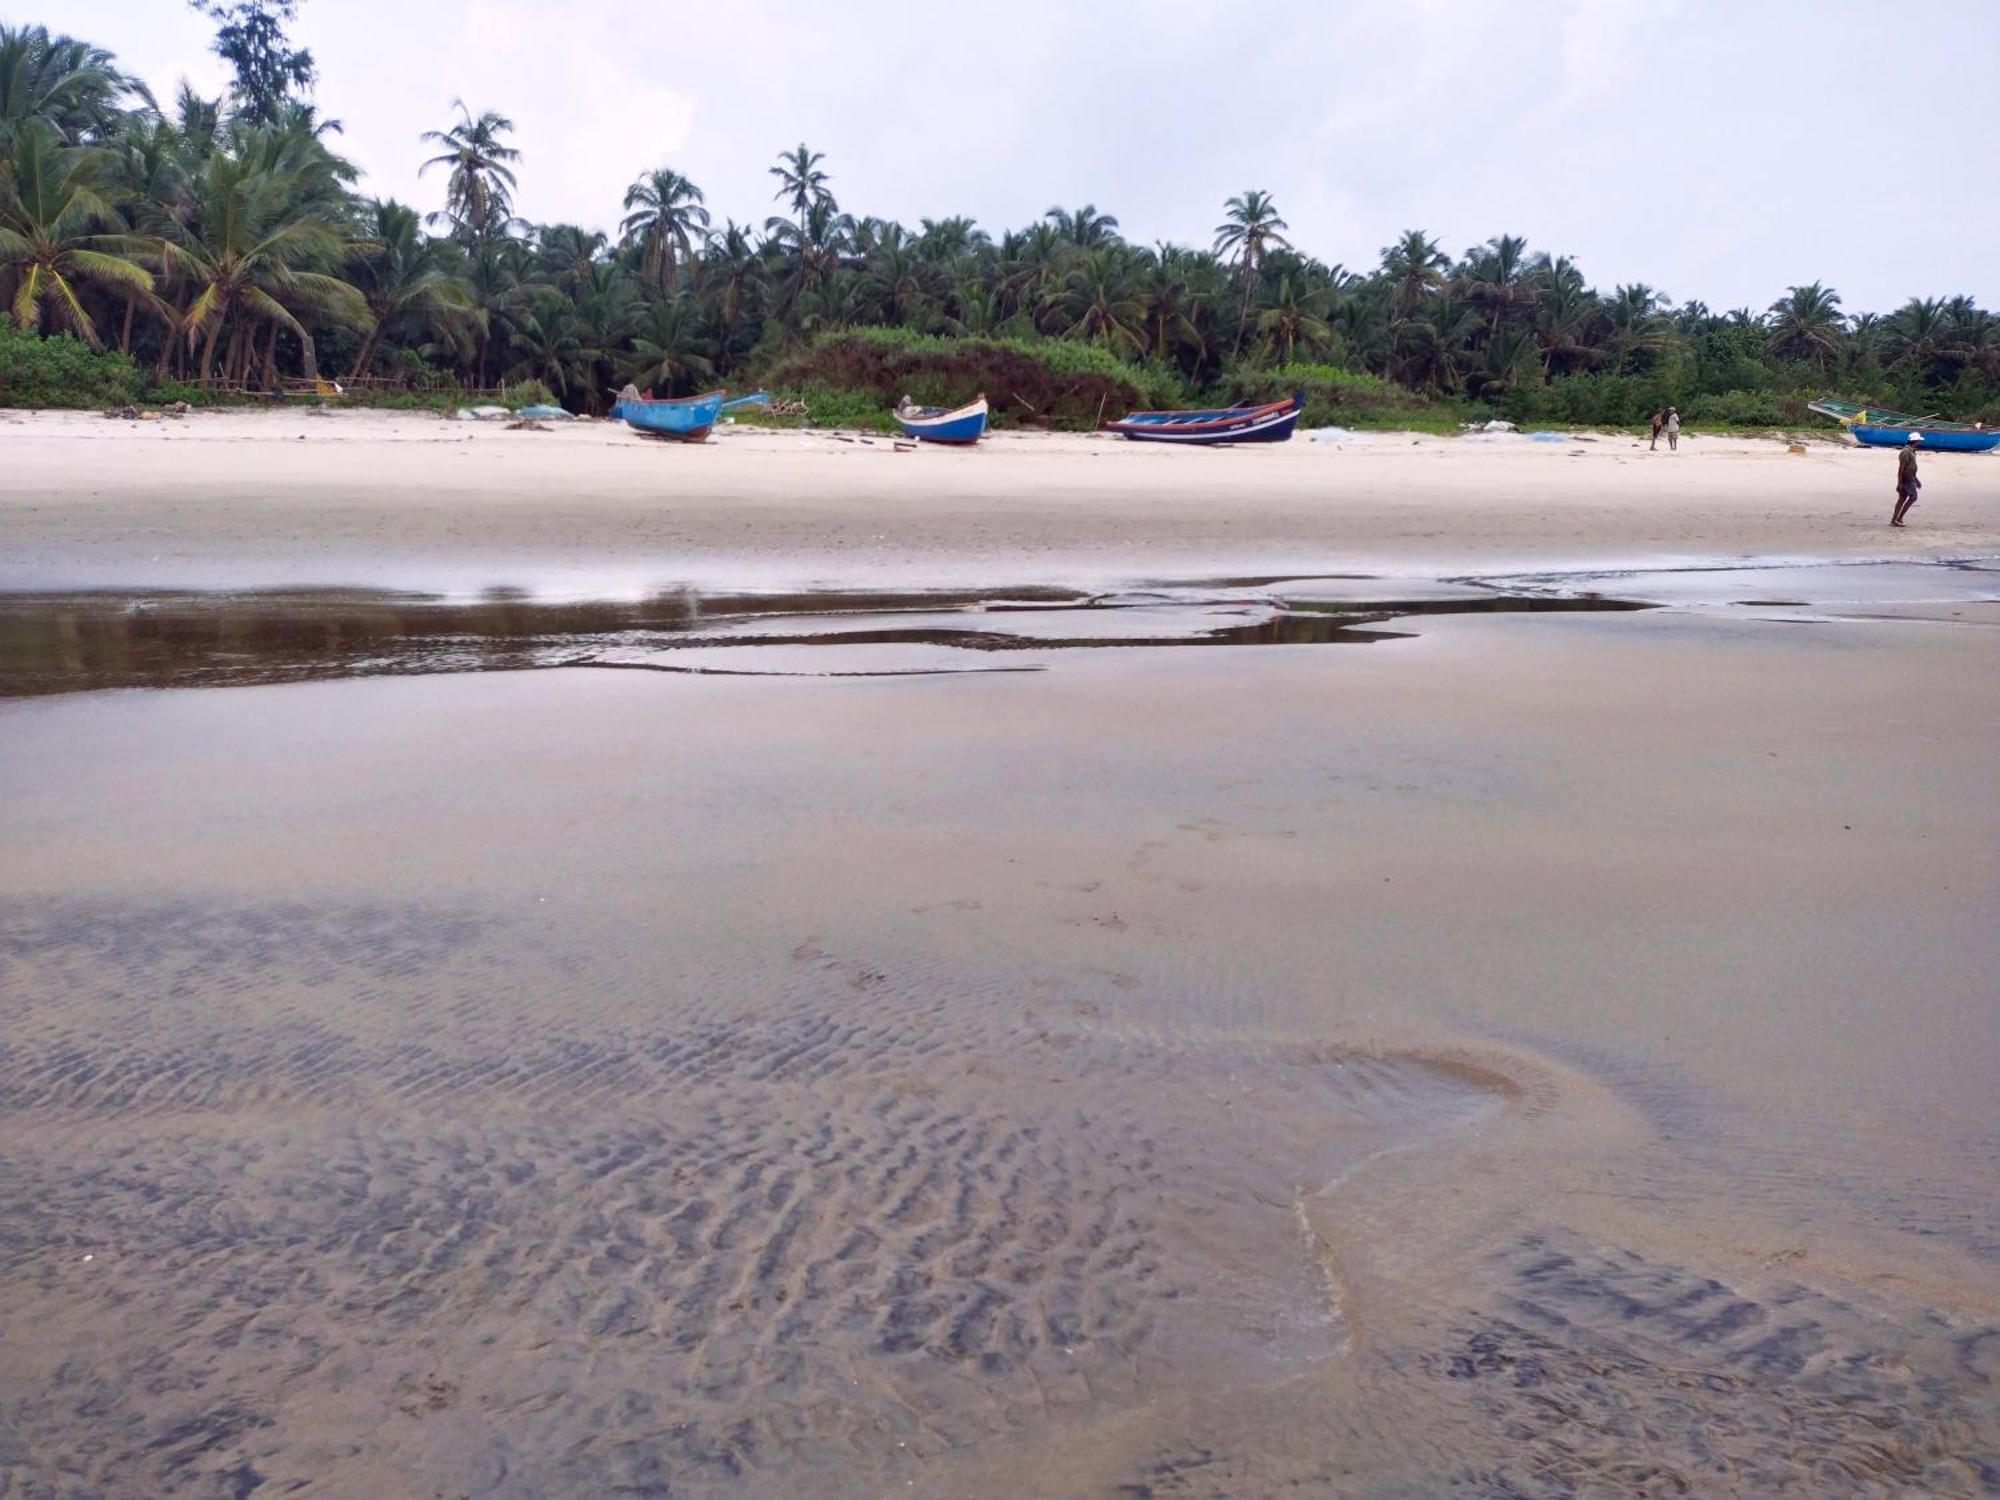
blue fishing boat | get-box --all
[1808,398,2000,453]
[611,389,769,442]
[1105,392,1304,445]
[893,394,988,445]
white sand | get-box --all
[4,408,1995,590]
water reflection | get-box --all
[0,584,1652,697]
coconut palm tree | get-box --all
[1255,274,1332,365]
[1605,283,1675,374]
[0,23,148,159]
[1882,296,1950,383]
[419,101,519,247]
[162,136,368,384]
[0,123,156,345]
[1133,246,1206,369]
[1462,234,1530,341]
[769,142,830,228]
[1381,229,1448,316]
[1059,246,1143,356]
[1214,189,1289,354]
[762,197,852,322]
[619,166,707,292]
[1764,282,1844,370]
[1044,203,1119,249]
[620,292,714,396]
[696,218,758,372]
[344,198,471,378]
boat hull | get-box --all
[894,397,988,445]
[612,389,725,442]
[1107,393,1304,446]
[1851,424,2000,453]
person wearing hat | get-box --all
[1664,406,1682,452]
[1892,434,1922,527]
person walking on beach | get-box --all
[1649,409,1665,449]
[1665,407,1682,452]
[1892,437,1921,526]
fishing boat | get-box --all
[610,389,770,442]
[1808,397,2000,453]
[893,394,988,445]
[1105,392,1304,446]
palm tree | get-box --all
[1059,246,1143,356]
[419,101,519,247]
[1381,229,1448,316]
[769,142,829,228]
[1133,247,1206,369]
[762,197,852,322]
[1883,296,1950,382]
[1462,234,1530,341]
[1214,189,1290,355]
[1765,282,1844,369]
[0,24,148,159]
[620,292,714,395]
[344,198,471,378]
[1255,274,1332,365]
[1045,203,1119,249]
[1605,283,1675,374]
[162,136,368,384]
[0,123,156,345]
[619,166,707,292]
[697,218,758,372]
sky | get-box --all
[25,0,2000,314]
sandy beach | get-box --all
[3,412,1998,1496]
[6,408,2000,591]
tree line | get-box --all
[3,14,1996,424]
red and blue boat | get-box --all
[1105,391,1304,445]
[611,389,769,442]
[893,394,988,445]
[1809,398,2000,454]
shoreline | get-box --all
[5,408,1997,593]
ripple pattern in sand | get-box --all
[0,895,1499,1497]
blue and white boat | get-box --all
[1808,397,2000,453]
[611,389,769,442]
[893,395,988,445]
[1105,392,1304,445]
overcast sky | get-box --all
[34,0,2000,313]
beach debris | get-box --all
[513,404,571,420]
[454,405,512,421]
[1478,419,1516,433]
[504,419,550,431]
[101,405,140,420]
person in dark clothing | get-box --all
[1649,410,1664,449]
[1892,438,1921,526]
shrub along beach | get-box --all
[3,16,1998,429]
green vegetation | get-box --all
[0,321,137,406]
[2,11,1997,428]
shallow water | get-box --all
[2,566,1997,1496]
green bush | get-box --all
[1223,362,1474,431]
[760,327,1183,430]
[500,379,557,409]
[0,325,139,409]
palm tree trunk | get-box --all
[262,321,280,388]
[1232,259,1256,359]
[120,298,136,356]
[347,327,380,381]
[197,308,226,383]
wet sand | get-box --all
[3,418,1999,1495]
